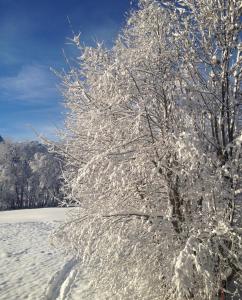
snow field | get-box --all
[0,208,88,300]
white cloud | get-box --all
[0,64,60,102]
[0,122,63,142]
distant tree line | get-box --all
[0,137,63,210]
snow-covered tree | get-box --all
[56,1,242,299]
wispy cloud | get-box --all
[0,121,63,142]
[0,64,60,102]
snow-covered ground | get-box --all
[0,207,90,300]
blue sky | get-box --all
[0,0,132,141]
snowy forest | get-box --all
[51,0,242,299]
[0,137,63,210]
